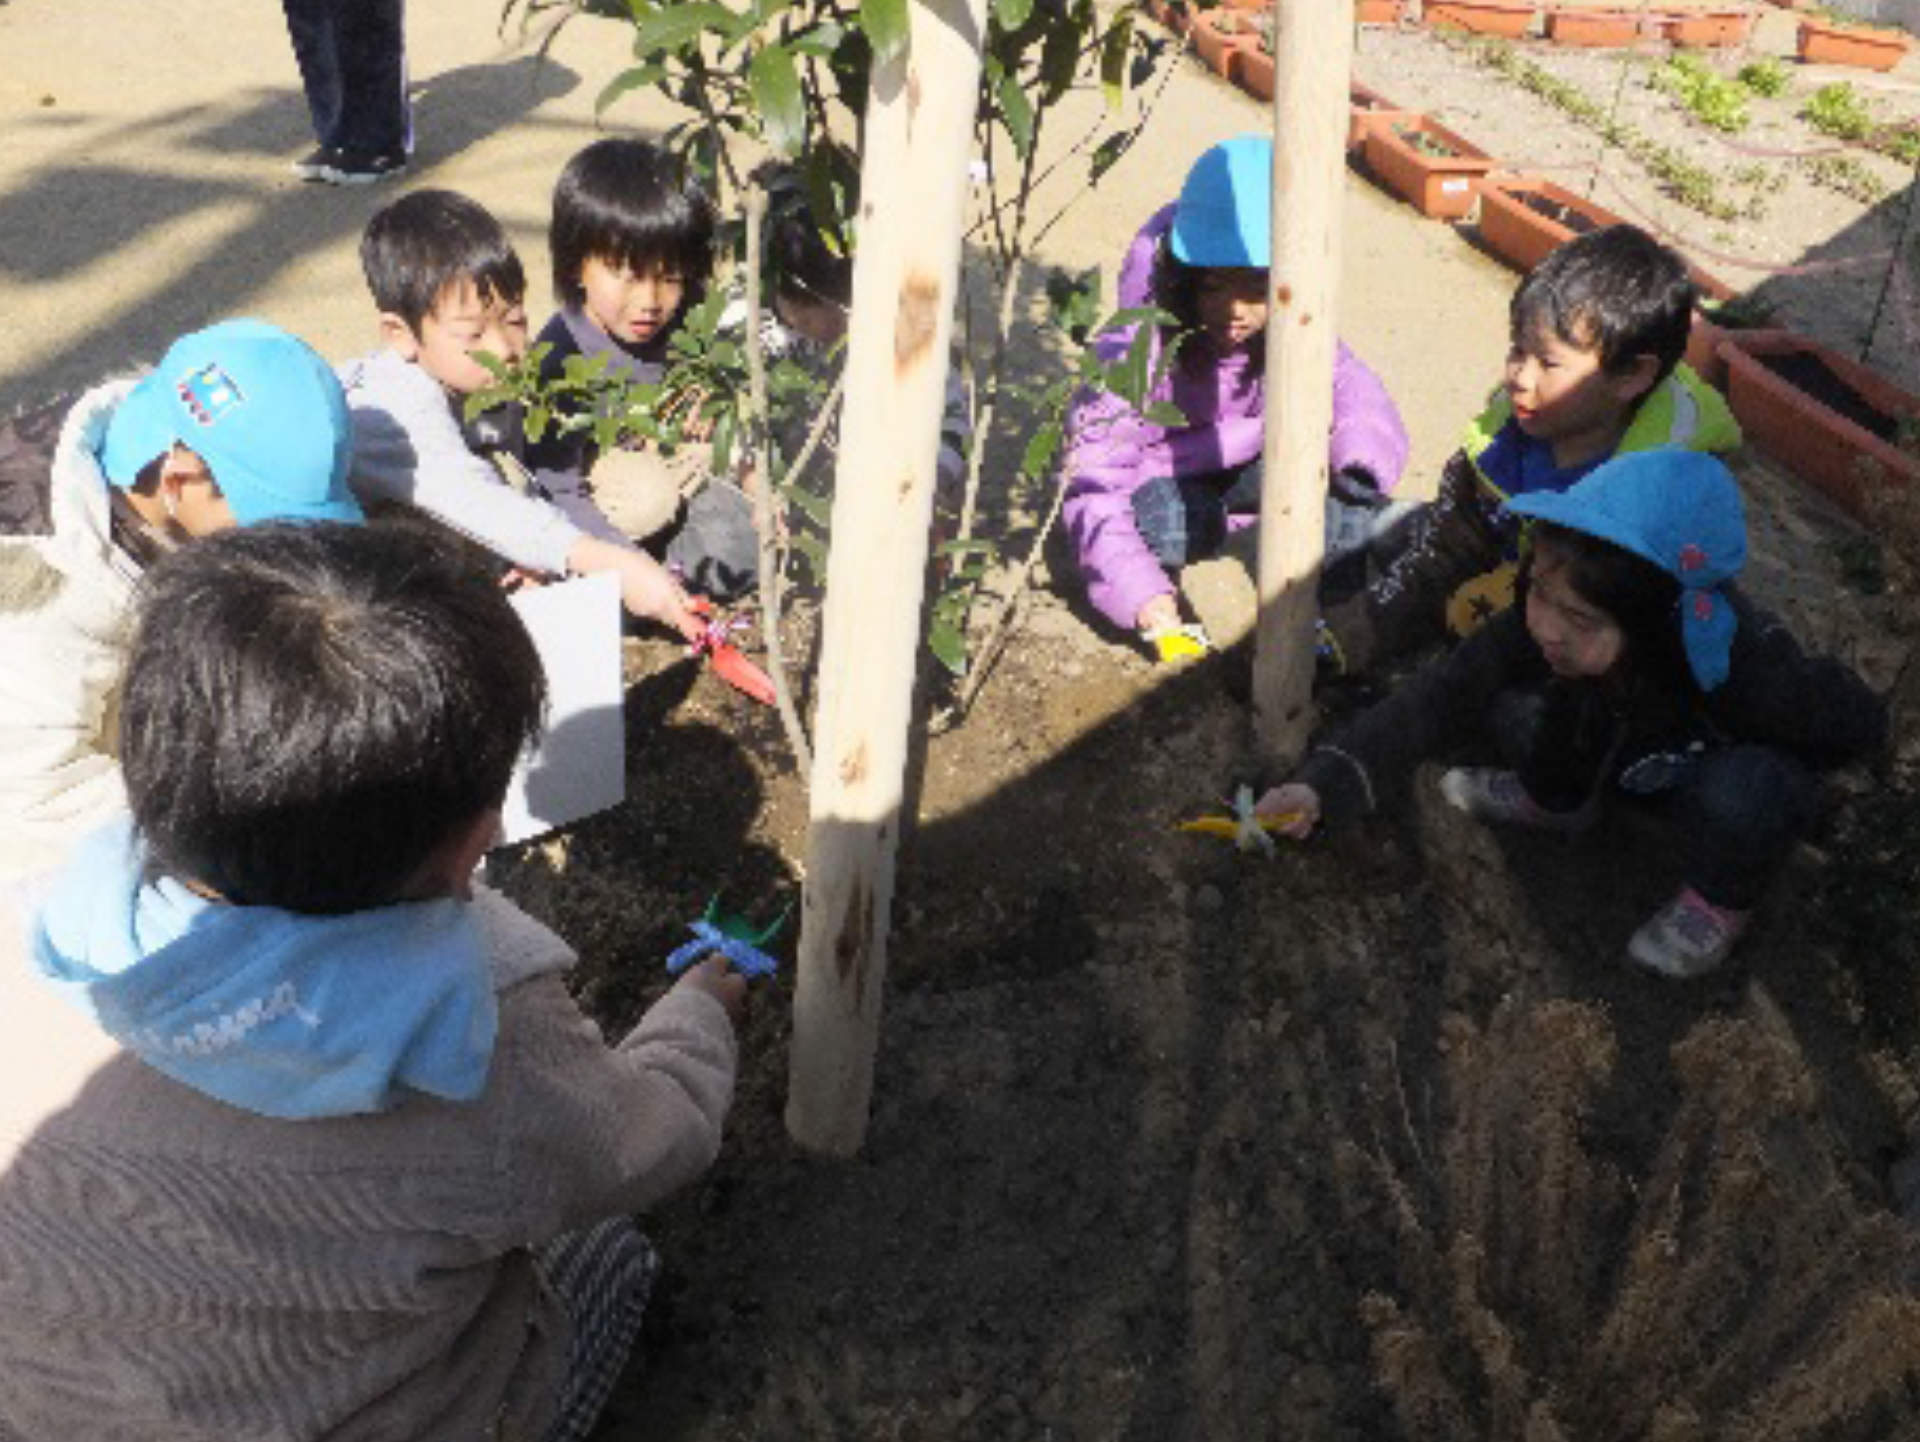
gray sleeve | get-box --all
[338,353,583,575]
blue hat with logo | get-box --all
[99,319,361,526]
[1169,135,1272,269]
[1507,449,1747,691]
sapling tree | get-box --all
[497,0,1182,737]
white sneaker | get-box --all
[1438,767,1597,834]
[1627,887,1748,978]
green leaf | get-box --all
[928,610,969,676]
[792,530,829,585]
[711,407,738,473]
[1098,13,1133,111]
[1021,422,1063,479]
[632,1,733,57]
[996,69,1036,157]
[463,386,515,421]
[861,0,909,66]
[1143,401,1187,428]
[594,59,666,117]
[783,482,834,526]
[748,43,806,153]
[994,0,1034,28]
[1090,130,1131,183]
[1038,12,1079,105]
[526,403,551,443]
[789,21,845,57]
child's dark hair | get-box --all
[360,189,527,334]
[120,523,546,915]
[754,160,852,310]
[1522,520,1691,692]
[1510,224,1695,386]
[550,138,716,311]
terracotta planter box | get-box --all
[1546,8,1644,45]
[1363,115,1496,219]
[1358,0,1406,22]
[1424,1,1536,38]
[1476,174,1627,271]
[1662,7,1754,46]
[1796,17,1911,72]
[1189,10,1257,75]
[1348,80,1412,150]
[1719,329,1920,519]
[1233,46,1276,100]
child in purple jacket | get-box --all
[1061,135,1411,662]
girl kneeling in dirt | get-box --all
[1255,449,1886,979]
[1060,134,1411,664]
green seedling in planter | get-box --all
[1393,122,1459,160]
[1737,57,1789,98]
[1653,53,1749,134]
[1699,293,1775,331]
[1802,153,1888,203]
[1803,81,1876,142]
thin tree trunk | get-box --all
[1253,0,1354,765]
[786,0,988,1156]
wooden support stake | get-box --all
[786,0,988,1156]
[1253,0,1354,765]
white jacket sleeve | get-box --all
[337,351,583,576]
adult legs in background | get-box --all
[281,0,410,176]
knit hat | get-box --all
[1169,135,1272,269]
[99,319,361,526]
[1507,448,1747,690]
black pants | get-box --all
[280,0,410,156]
[1496,686,1816,911]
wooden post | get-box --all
[1252,0,1354,764]
[786,0,987,1156]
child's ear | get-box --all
[378,311,423,362]
[406,809,503,902]
[1612,352,1663,404]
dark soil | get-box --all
[484,450,1920,1438]
[1759,349,1901,443]
[1516,188,1602,235]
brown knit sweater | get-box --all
[0,887,737,1441]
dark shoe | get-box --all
[315,149,408,185]
[1438,766,1598,834]
[291,146,340,181]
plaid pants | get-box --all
[536,1218,659,1442]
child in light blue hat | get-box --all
[0,318,358,888]
[1060,135,1412,662]
[1257,449,1886,978]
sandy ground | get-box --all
[0,0,1512,482]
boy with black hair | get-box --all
[338,187,701,635]
[531,137,762,601]
[0,318,360,887]
[1319,223,1740,679]
[0,522,743,1442]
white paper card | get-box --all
[498,573,626,846]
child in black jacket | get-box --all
[1258,449,1885,978]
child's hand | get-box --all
[498,566,549,594]
[569,535,701,639]
[678,955,748,1023]
[1255,782,1321,839]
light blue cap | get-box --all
[1507,449,1747,690]
[1169,135,1273,268]
[99,319,361,526]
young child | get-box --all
[719,159,970,510]
[1319,222,1739,679]
[1257,450,1885,978]
[1061,134,1411,663]
[0,318,359,889]
[0,522,743,1440]
[336,187,699,635]
[531,137,759,601]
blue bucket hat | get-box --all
[1507,449,1747,691]
[1169,135,1272,269]
[99,319,361,526]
